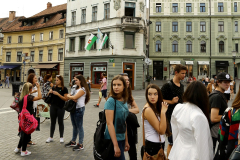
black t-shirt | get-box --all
[209,90,228,117]
[161,80,184,121]
[19,95,34,115]
[51,86,68,108]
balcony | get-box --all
[121,16,144,31]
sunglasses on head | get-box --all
[119,73,128,76]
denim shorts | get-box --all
[101,89,107,98]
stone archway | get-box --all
[28,69,35,75]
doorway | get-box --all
[123,63,135,90]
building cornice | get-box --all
[2,42,64,50]
[150,15,240,18]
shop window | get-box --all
[153,61,163,80]
[48,50,52,61]
[170,64,177,75]
[201,41,206,52]
[91,65,107,85]
[186,41,192,52]
[17,52,22,62]
[219,41,224,52]
[156,3,161,13]
[200,3,205,12]
[156,22,161,32]
[186,65,193,77]
[218,2,224,12]
[172,41,178,52]
[172,3,178,12]
[199,65,209,76]
[69,38,75,51]
[30,51,34,62]
[186,3,192,12]
[6,52,11,62]
[18,36,23,43]
[79,37,85,51]
[39,50,43,62]
[58,48,63,61]
[156,40,161,52]
[104,3,110,19]
[124,32,135,49]
[200,22,206,32]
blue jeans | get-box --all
[70,107,85,144]
[114,140,125,160]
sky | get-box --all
[0,0,149,18]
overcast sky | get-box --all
[0,0,149,18]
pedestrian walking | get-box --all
[168,81,213,160]
[141,84,170,159]
[46,75,68,143]
[42,74,53,99]
[209,72,231,153]
[14,82,42,156]
[120,73,139,160]
[205,76,210,86]
[161,64,187,158]
[104,75,129,160]
[214,84,240,160]
[65,75,90,151]
[87,76,93,93]
[207,78,215,94]
[94,73,108,107]
[5,73,10,88]
[230,76,235,100]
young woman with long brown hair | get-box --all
[46,75,68,143]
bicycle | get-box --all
[36,101,70,124]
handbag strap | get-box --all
[142,107,161,147]
[23,95,28,110]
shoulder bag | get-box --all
[44,86,55,104]
[64,100,76,113]
[142,107,167,160]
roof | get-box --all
[2,3,66,33]
[0,16,24,31]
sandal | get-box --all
[28,141,36,145]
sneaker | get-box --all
[73,144,84,151]
[60,138,64,143]
[46,137,53,143]
[94,104,99,107]
[65,141,76,147]
[21,150,31,156]
[14,148,21,153]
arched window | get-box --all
[172,40,178,52]
[156,40,161,52]
[200,41,206,52]
[219,41,224,52]
[186,41,192,52]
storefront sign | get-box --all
[93,67,106,71]
[109,58,115,63]
[123,59,134,62]
[72,67,83,71]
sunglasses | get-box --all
[56,75,61,77]
[119,73,128,76]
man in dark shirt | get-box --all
[209,72,231,153]
[161,64,187,158]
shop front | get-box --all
[198,61,209,80]
[215,61,229,74]
[35,63,59,83]
[185,61,193,79]
[123,62,135,90]
[153,61,163,80]
[91,62,108,89]
[169,61,181,79]
[69,63,84,81]
[0,65,21,82]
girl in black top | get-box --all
[46,75,68,143]
[14,82,42,157]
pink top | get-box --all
[102,77,107,90]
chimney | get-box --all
[47,2,52,9]
[9,11,16,22]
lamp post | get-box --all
[232,51,236,93]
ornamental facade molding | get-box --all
[216,35,227,41]
[169,35,181,41]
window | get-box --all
[102,33,109,49]
[186,22,192,32]
[39,50,43,62]
[6,52,11,62]
[124,32,135,49]
[218,21,224,32]
[200,22,206,32]
[104,3,110,19]
[81,9,86,23]
[71,11,76,25]
[79,37,85,51]
[49,31,53,40]
[58,48,63,61]
[156,40,161,52]
[234,2,237,12]
[92,6,97,22]
[201,41,206,52]
[186,41,192,52]
[236,43,238,52]
[48,50,52,61]
[30,51,34,62]
[218,2,224,12]
[200,3,205,12]
[235,21,238,32]
[7,36,11,43]
[156,22,161,32]
[172,22,178,32]
[17,52,22,62]
[31,34,35,42]
[156,3,161,12]
[172,3,178,12]
[40,33,43,41]
[59,30,64,38]
[219,41,224,52]
[69,38,75,51]
[186,3,192,12]
[172,41,178,52]
[18,36,23,43]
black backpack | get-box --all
[229,145,240,160]
[93,99,116,160]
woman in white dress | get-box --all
[168,81,213,160]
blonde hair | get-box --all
[20,82,33,101]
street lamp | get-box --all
[232,51,237,93]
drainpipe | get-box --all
[209,0,212,78]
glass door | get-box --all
[123,63,135,90]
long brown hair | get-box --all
[145,84,171,136]
[44,74,52,83]
[76,75,90,104]
[56,75,64,90]
[27,73,35,85]
[183,81,210,123]
[108,75,128,103]
[232,84,240,109]
[127,82,134,106]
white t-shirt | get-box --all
[212,84,215,92]
[76,87,86,108]
[31,86,38,109]
[224,82,233,94]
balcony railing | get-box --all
[121,16,141,24]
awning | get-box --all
[185,61,194,65]
[216,61,229,66]
[170,61,181,64]
[0,65,20,69]
[35,64,57,69]
[198,61,209,65]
